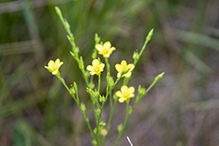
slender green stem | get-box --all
[57,76,77,102]
[57,76,95,138]
[115,99,130,146]
[98,74,101,100]
[82,68,89,86]
[104,98,118,141]
[80,107,95,139]
[115,72,164,145]
[104,58,110,73]
[134,29,153,66]
[123,29,154,85]
[101,76,122,110]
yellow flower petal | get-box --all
[48,60,55,68]
[99,64,105,71]
[119,98,126,103]
[121,60,127,66]
[115,64,122,72]
[86,65,94,72]
[52,70,58,75]
[121,85,128,93]
[128,87,135,94]
[127,64,135,71]
[115,91,123,97]
[96,44,103,52]
[92,59,99,67]
[129,93,135,98]
[104,41,111,48]
[117,72,121,78]
[123,72,131,77]
[110,47,116,52]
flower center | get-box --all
[52,65,58,71]
[123,93,129,98]
[103,48,109,54]
[94,67,100,73]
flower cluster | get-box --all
[85,41,136,103]
[45,41,136,104]
[46,8,162,146]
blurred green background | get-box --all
[1,0,219,146]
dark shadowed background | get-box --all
[1,0,219,146]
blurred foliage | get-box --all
[1,0,219,146]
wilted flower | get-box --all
[101,128,108,136]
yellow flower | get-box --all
[45,58,63,75]
[95,41,115,58]
[86,59,105,75]
[115,60,135,78]
[116,85,135,103]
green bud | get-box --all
[92,50,97,59]
[70,51,75,58]
[79,56,84,69]
[133,51,139,60]
[92,139,98,146]
[69,87,75,95]
[113,94,118,100]
[74,47,79,54]
[93,128,97,134]
[86,88,99,100]
[55,6,62,17]
[88,82,95,89]
[67,34,74,43]
[93,90,99,98]
[81,103,86,112]
[64,20,70,31]
[106,73,114,87]
[155,72,165,81]
[85,71,90,78]
[74,82,78,92]
[117,124,123,133]
[138,85,146,95]
[96,108,101,116]
[86,88,95,97]
[99,121,106,127]
[146,29,154,42]
[99,95,106,103]
[95,33,100,44]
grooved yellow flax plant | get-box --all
[86,59,105,75]
[115,60,135,78]
[48,7,164,146]
[95,41,115,58]
[116,85,135,103]
[44,58,63,75]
